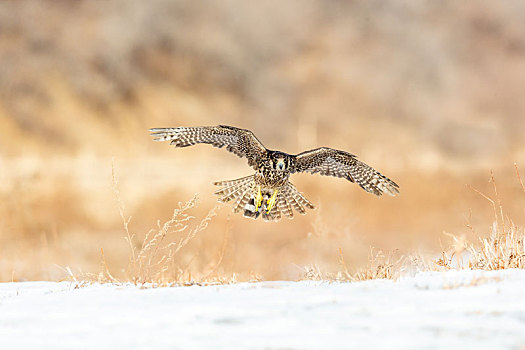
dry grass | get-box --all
[92,195,230,287]
[302,167,525,283]
[302,248,404,282]
[1,1,525,284]
[434,166,525,272]
[78,163,234,287]
[1,158,523,285]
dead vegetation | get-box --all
[434,165,525,272]
[1,1,525,284]
[78,164,219,286]
[92,195,229,287]
[1,156,523,285]
[2,159,522,286]
[302,166,525,283]
[70,162,262,287]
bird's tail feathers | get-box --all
[283,182,315,216]
[213,177,314,222]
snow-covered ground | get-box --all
[1,269,524,350]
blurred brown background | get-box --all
[0,0,524,281]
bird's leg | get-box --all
[266,189,279,214]
[255,185,263,211]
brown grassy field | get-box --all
[0,0,524,283]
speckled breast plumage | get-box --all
[255,167,290,189]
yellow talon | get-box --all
[266,189,278,214]
[255,185,263,211]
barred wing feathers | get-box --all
[150,125,267,169]
[292,147,399,196]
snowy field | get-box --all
[1,269,525,350]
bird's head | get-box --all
[270,152,290,171]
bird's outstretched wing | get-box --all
[292,147,399,196]
[150,125,267,169]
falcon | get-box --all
[150,125,399,221]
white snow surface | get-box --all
[1,269,525,350]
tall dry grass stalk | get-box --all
[87,161,227,287]
[434,166,524,271]
[132,195,220,285]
